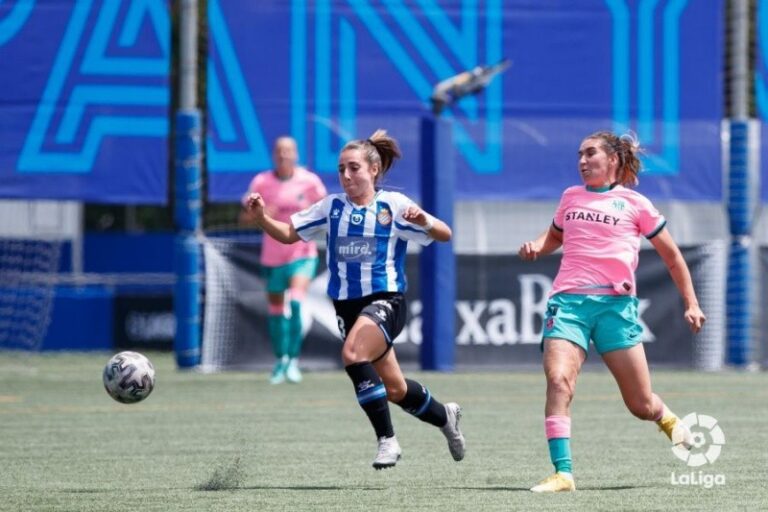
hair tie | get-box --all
[365,138,375,145]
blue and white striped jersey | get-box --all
[291,190,434,300]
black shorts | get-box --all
[332,292,407,346]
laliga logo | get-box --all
[671,412,725,467]
[670,412,726,489]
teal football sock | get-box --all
[548,438,572,474]
[267,314,288,358]
[288,300,303,358]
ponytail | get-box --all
[342,129,402,185]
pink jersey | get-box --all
[243,167,327,267]
[550,185,666,297]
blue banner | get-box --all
[757,0,768,203]
[207,0,724,202]
[0,1,726,204]
[0,0,169,203]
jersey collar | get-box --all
[346,189,382,208]
[585,183,620,193]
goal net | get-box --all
[199,230,341,372]
[0,201,73,350]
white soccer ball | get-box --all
[103,351,156,404]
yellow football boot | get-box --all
[657,405,693,449]
[530,472,576,493]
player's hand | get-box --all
[518,241,541,261]
[402,205,429,227]
[246,192,263,210]
[245,193,266,221]
[684,305,706,334]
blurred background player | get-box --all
[245,129,465,469]
[240,136,327,384]
[518,131,706,493]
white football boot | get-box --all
[372,436,402,469]
[440,402,466,461]
[285,358,303,383]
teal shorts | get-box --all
[541,293,643,355]
[261,257,319,294]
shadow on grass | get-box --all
[59,483,650,494]
[453,484,652,492]
[196,485,387,492]
[575,484,653,491]
[57,485,385,494]
[453,486,531,492]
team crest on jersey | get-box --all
[377,208,392,226]
[351,212,365,225]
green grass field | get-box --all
[1,351,766,511]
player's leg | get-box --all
[595,297,693,449]
[358,294,453,439]
[265,291,289,385]
[375,349,465,462]
[530,338,584,493]
[531,294,590,492]
[601,344,693,449]
[283,257,318,383]
[264,265,291,385]
[341,312,400,469]
[362,293,450,433]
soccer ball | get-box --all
[103,351,156,404]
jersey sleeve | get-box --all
[291,196,330,241]
[552,188,571,231]
[391,193,434,247]
[635,194,667,238]
[308,172,328,203]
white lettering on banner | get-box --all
[486,299,518,345]
[638,298,654,341]
[519,274,551,341]
[456,301,489,344]
[126,312,176,341]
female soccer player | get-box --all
[245,129,465,469]
[240,136,327,384]
[518,131,706,492]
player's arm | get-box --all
[244,192,301,244]
[648,227,706,333]
[238,205,258,226]
[401,205,452,242]
[239,178,262,226]
[518,224,562,261]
